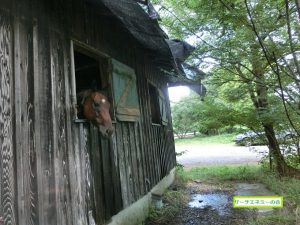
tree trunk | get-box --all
[263,123,287,175]
[248,46,300,177]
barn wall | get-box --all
[0,0,176,224]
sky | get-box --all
[168,86,190,102]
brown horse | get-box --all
[77,89,114,138]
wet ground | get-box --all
[166,182,257,225]
[146,180,279,225]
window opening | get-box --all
[148,83,161,124]
[73,47,113,120]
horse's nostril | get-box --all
[106,128,114,136]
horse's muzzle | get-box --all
[99,125,114,139]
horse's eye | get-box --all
[93,102,100,107]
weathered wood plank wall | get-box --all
[0,0,176,224]
[0,10,16,225]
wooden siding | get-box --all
[0,0,176,224]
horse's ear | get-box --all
[77,89,92,105]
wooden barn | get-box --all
[0,0,199,225]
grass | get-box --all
[175,133,236,146]
[246,214,296,225]
[146,189,188,225]
[261,173,300,208]
[178,164,262,182]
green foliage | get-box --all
[171,91,255,135]
[171,95,200,138]
[159,0,300,173]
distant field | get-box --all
[175,133,236,146]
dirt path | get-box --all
[176,144,267,168]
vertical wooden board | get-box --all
[151,127,159,184]
[132,59,146,196]
[63,35,88,225]
[161,129,169,177]
[68,123,88,225]
[35,22,57,225]
[133,122,145,197]
[71,0,86,41]
[61,33,77,225]
[166,124,176,172]
[0,11,16,225]
[135,61,152,193]
[145,65,159,186]
[157,128,162,180]
[109,124,123,213]
[128,123,139,200]
[15,18,39,225]
[137,122,148,194]
[50,30,72,225]
[83,125,97,225]
[157,128,163,179]
[150,132,157,182]
[115,123,129,207]
[89,125,105,224]
[158,128,164,178]
[99,130,115,220]
[123,123,134,204]
[79,124,89,223]
[147,124,156,186]
[151,127,157,184]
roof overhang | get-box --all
[85,0,206,96]
[86,0,173,61]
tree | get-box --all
[157,0,300,176]
[171,96,199,138]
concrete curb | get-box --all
[108,167,176,225]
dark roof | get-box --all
[86,0,206,96]
[87,0,172,59]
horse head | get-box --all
[78,89,114,138]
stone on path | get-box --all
[235,183,277,214]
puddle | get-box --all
[188,192,230,216]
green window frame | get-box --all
[111,59,140,122]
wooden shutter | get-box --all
[158,89,168,125]
[112,59,140,121]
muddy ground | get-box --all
[146,181,257,225]
[169,181,256,225]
